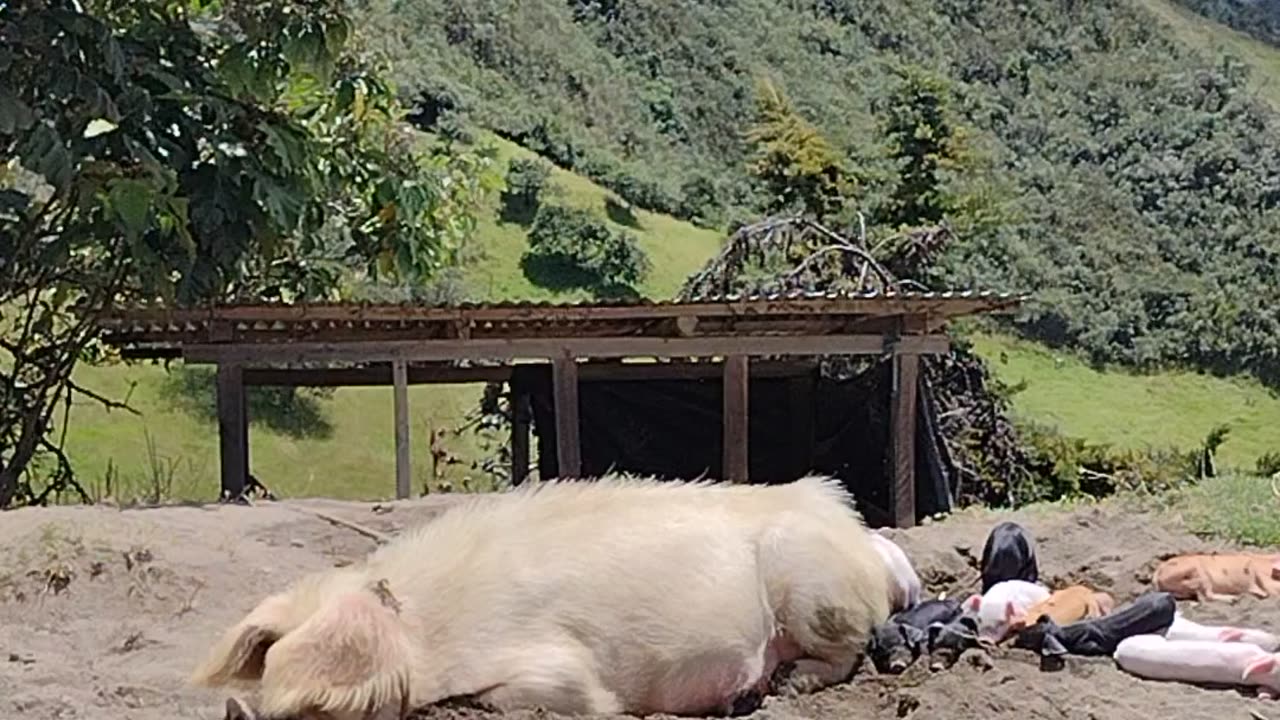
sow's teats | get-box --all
[1013,591,1177,659]
[979,521,1039,594]
[188,474,892,720]
[867,598,964,674]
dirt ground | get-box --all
[2,492,1279,720]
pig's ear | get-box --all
[257,584,413,719]
[1003,601,1018,621]
[189,594,295,687]
[1219,628,1245,642]
[1242,655,1279,682]
[964,594,982,612]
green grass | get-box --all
[1176,472,1280,547]
[1135,0,1280,111]
[968,331,1280,471]
[457,133,725,302]
[59,360,492,502]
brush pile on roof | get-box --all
[680,215,1034,509]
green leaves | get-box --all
[107,178,153,243]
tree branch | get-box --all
[67,381,141,416]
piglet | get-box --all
[1165,613,1280,651]
[870,532,923,613]
[867,598,964,674]
[1013,591,1177,659]
[963,579,1050,645]
[1154,553,1280,602]
[1114,635,1280,698]
[978,521,1039,593]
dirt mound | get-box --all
[0,494,1274,720]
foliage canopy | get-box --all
[0,0,499,506]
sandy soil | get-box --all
[2,492,1278,720]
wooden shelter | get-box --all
[96,289,1023,527]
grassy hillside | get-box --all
[455,134,724,301]
[968,332,1280,471]
[364,0,1280,393]
[54,0,1280,505]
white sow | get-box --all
[189,474,892,720]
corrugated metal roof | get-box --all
[101,288,1026,313]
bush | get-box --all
[500,158,557,222]
[522,204,650,291]
[1257,451,1280,478]
[1014,420,1204,504]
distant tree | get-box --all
[0,0,500,507]
[878,64,970,230]
[743,77,854,221]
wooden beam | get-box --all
[392,360,411,500]
[215,364,248,501]
[511,391,531,486]
[181,334,951,365]
[240,360,820,387]
[889,353,920,529]
[552,355,581,479]
[722,355,749,483]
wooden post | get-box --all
[215,363,248,501]
[723,355,749,483]
[392,360,411,499]
[889,352,920,528]
[551,355,581,478]
[511,391,531,485]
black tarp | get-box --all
[511,359,954,528]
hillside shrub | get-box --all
[1014,420,1229,504]
[501,158,558,222]
[522,205,650,292]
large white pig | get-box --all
[189,474,892,720]
[870,531,923,612]
[1164,613,1280,651]
[962,579,1051,645]
[1114,634,1280,698]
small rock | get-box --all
[372,504,393,515]
[289,539,305,548]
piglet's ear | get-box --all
[1219,628,1245,642]
[1241,655,1279,682]
[964,594,981,612]
[1003,601,1017,621]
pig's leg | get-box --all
[756,524,882,696]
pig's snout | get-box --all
[888,658,909,673]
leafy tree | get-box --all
[743,77,854,221]
[0,0,499,507]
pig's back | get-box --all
[369,477,847,701]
